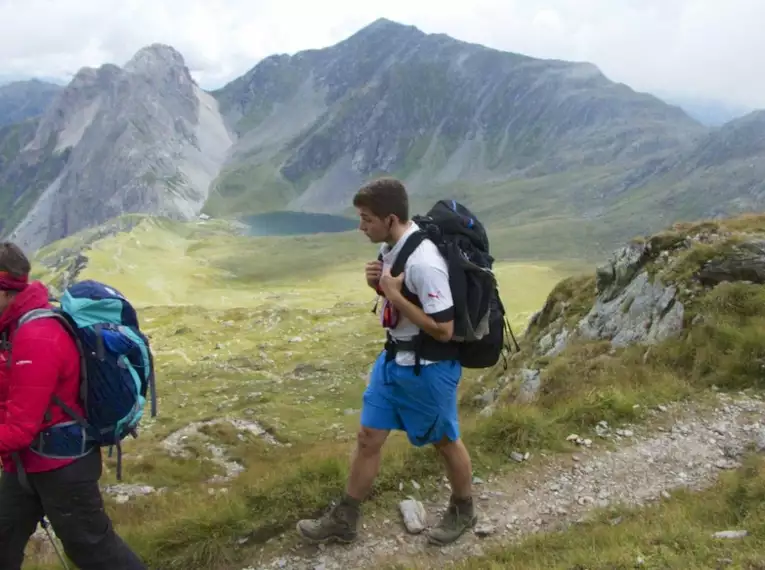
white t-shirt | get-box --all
[378,222,454,367]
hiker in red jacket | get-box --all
[0,242,146,569]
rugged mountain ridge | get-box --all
[208,18,706,216]
[590,108,765,241]
[1,44,233,251]
[2,18,765,256]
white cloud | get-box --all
[0,0,762,109]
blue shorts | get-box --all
[360,350,462,447]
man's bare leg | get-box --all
[296,426,389,543]
[434,437,473,498]
[346,427,390,500]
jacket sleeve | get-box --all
[0,321,62,454]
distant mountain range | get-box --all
[0,79,63,127]
[654,94,752,127]
[0,18,763,260]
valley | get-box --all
[3,13,765,570]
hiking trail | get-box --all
[244,392,765,570]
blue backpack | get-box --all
[14,279,157,480]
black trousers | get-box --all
[0,448,147,570]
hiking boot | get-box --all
[425,496,477,546]
[296,498,360,544]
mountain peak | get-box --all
[124,43,191,80]
[344,17,423,43]
[364,17,408,30]
[70,63,123,86]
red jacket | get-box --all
[0,281,83,473]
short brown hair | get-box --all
[352,177,409,222]
[0,242,31,278]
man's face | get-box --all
[357,207,392,244]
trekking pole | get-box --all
[40,517,71,570]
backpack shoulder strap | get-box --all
[18,308,59,327]
[390,231,427,277]
[10,307,88,428]
[16,308,77,342]
[14,307,85,392]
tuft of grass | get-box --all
[652,281,765,392]
[659,239,742,285]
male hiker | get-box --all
[0,242,147,569]
[297,177,476,546]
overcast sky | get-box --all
[0,0,761,110]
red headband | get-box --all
[0,271,28,292]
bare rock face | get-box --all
[537,327,570,358]
[594,242,651,303]
[578,249,685,348]
[517,368,542,403]
[473,237,688,415]
[5,20,765,257]
[3,44,235,252]
[532,223,765,362]
[578,234,765,348]
[533,240,685,354]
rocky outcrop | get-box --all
[577,242,685,347]
[593,242,650,303]
[474,218,765,414]
[2,45,235,251]
[578,271,684,347]
[528,237,689,360]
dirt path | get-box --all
[245,393,765,570]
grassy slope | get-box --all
[24,217,580,570]
[26,212,765,570]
